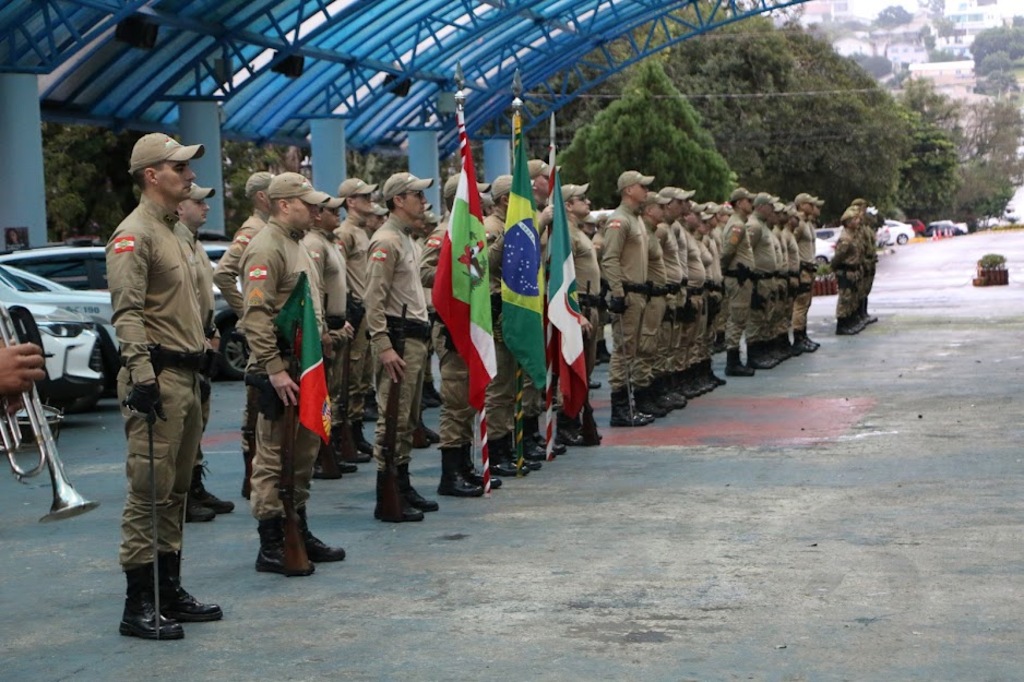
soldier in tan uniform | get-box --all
[778,205,803,356]
[698,207,727,390]
[603,171,656,427]
[419,176,490,496]
[559,183,600,444]
[652,188,688,408]
[482,175,542,474]
[745,193,780,370]
[791,193,820,352]
[833,208,864,335]
[303,193,358,478]
[680,203,711,396]
[334,178,379,455]
[174,185,234,524]
[109,133,220,640]
[212,171,273,499]
[240,172,346,575]
[633,191,674,418]
[720,188,757,376]
[366,173,440,522]
[851,198,879,328]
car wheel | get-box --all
[214,318,247,381]
[897,234,908,245]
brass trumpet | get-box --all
[1,304,99,522]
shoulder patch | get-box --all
[246,288,265,308]
[113,236,135,254]
[248,265,268,281]
[425,236,443,249]
[370,248,388,262]
[233,234,251,245]
[310,251,322,260]
[607,220,623,230]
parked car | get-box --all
[925,221,967,237]
[0,245,243,379]
[879,219,915,246]
[906,219,926,235]
[814,237,834,264]
[1,302,105,412]
[815,228,840,243]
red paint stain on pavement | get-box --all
[599,396,874,448]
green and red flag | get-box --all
[501,112,546,386]
[433,106,496,409]
[547,168,587,418]
[274,272,331,443]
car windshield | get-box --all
[0,265,50,292]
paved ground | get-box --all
[3,230,1023,681]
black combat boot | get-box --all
[523,416,560,460]
[438,447,485,497]
[678,367,701,399]
[459,444,501,489]
[800,329,820,352]
[527,415,567,456]
[725,348,755,377]
[119,564,185,640]
[255,517,315,576]
[595,339,611,364]
[375,470,425,522]
[296,507,345,562]
[158,552,223,622]
[351,420,374,458]
[398,463,439,512]
[635,385,668,418]
[713,331,727,354]
[362,392,378,421]
[556,411,584,447]
[691,363,713,395]
[706,359,727,387]
[609,388,654,426]
[488,434,524,477]
[835,316,855,335]
[659,374,688,410]
[190,464,235,514]
[185,496,215,523]
[864,299,878,325]
[747,341,774,370]
[787,332,804,357]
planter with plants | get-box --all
[973,254,1007,286]
[814,263,838,296]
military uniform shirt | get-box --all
[302,228,348,320]
[364,215,429,356]
[570,221,602,298]
[420,224,445,312]
[601,202,648,297]
[782,227,800,273]
[107,194,206,384]
[645,219,666,286]
[680,225,706,287]
[833,227,862,270]
[770,226,786,274]
[703,234,723,283]
[239,219,323,377]
[746,214,776,274]
[213,211,267,318]
[483,208,507,296]
[795,215,815,264]
[720,213,755,271]
[656,223,684,286]
[174,222,215,331]
[335,215,370,303]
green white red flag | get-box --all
[274,272,331,443]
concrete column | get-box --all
[407,130,440,211]
[311,118,347,196]
[178,100,224,233]
[0,74,47,249]
[483,136,512,182]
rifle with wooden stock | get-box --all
[376,305,407,522]
[580,281,601,446]
[279,352,314,576]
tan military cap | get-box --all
[244,172,274,198]
[642,191,671,209]
[753,192,776,207]
[490,174,513,200]
[717,204,735,215]
[187,185,215,201]
[772,200,787,212]
[658,186,696,201]
[700,212,714,221]
[618,170,655,191]
[812,196,825,206]
[323,196,345,210]
[382,172,433,201]
[841,207,860,223]
[851,197,868,207]
[129,133,204,174]
[704,202,721,213]
[423,210,439,225]
[337,177,378,198]
[370,203,389,216]
[443,174,492,199]
[561,183,590,201]
[528,159,550,180]
[730,187,754,202]
[267,172,331,203]
[794,192,815,207]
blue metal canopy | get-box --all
[2,0,810,156]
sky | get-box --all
[845,0,922,19]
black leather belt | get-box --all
[687,286,704,296]
[622,282,648,294]
[385,316,432,340]
[147,347,208,373]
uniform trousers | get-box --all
[608,292,647,392]
[724,276,752,350]
[433,323,474,448]
[372,337,427,470]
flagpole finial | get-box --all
[454,62,465,109]
[511,69,523,113]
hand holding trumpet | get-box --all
[0,343,46,396]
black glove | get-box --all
[244,373,284,420]
[124,382,166,421]
[199,375,211,403]
[608,296,626,314]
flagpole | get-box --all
[454,63,491,496]
[543,113,557,462]
[510,70,527,477]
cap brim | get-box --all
[577,183,590,195]
[169,143,205,163]
[189,185,215,200]
[299,190,332,205]
[639,175,655,186]
[324,197,345,209]
[411,178,433,191]
[478,182,492,194]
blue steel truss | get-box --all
[1,0,811,155]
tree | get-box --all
[853,54,894,79]
[928,49,961,62]
[876,6,914,28]
[955,100,1024,221]
[975,70,1021,97]
[970,27,1024,66]
[662,18,909,217]
[559,60,733,208]
[894,108,959,221]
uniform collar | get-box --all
[383,214,415,237]
[253,209,269,225]
[268,217,304,242]
[139,194,179,228]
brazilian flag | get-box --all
[500,114,546,386]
